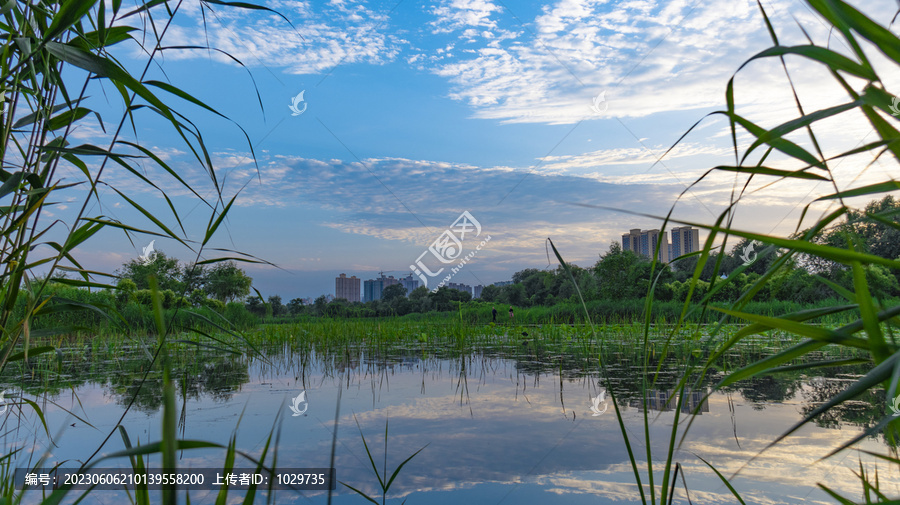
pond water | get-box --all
[1,333,897,504]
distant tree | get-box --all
[118,250,182,292]
[409,286,430,301]
[729,238,777,276]
[189,288,206,307]
[393,297,415,315]
[450,288,472,303]
[268,295,284,316]
[830,264,900,299]
[479,284,501,302]
[115,278,137,306]
[203,298,226,312]
[429,287,470,311]
[313,295,328,316]
[382,284,407,302]
[865,264,900,298]
[245,296,265,315]
[857,196,900,261]
[512,268,543,284]
[204,261,252,302]
[161,289,177,309]
[593,242,647,299]
[288,298,305,315]
[551,264,598,302]
[409,286,433,312]
[182,262,206,292]
[805,195,900,283]
[499,283,526,306]
[521,269,554,306]
[326,298,350,317]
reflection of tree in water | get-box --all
[800,378,885,434]
[108,354,250,412]
[113,375,164,413]
[178,358,250,402]
[738,375,799,410]
[1,344,117,396]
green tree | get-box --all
[479,284,501,302]
[245,296,265,316]
[288,298,305,316]
[382,284,407,302]
[551,264,598,302]
[409,286,433,312]
[183,263,206,293]
[326,298,350,317]
[204,262,252,303]
[118,250,183,292]
[593,243,646,299]
[313,295,328,316]
[512,269,554,306]
[429,287,471,311]
[268,295,285,316]
[499,283,526,306]
[190,288,207,307]
[115,278,137,307]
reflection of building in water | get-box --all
[631,389,709,414]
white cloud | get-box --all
[430,0,504,34]
[427,0,900,128]
[155,0,402,75]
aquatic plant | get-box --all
[558,0,900,503]
[0,0,285,502]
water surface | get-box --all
[1,334,896,504]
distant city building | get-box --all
[473,285,484,298]
[363,274,399,302]
[335,273,360,302]
[670,226,700,259]
[622,228,641,254]
[448,282,472,296]
[493,280,514,287]
[622,228,669,262]
[399,274,419,295]
[363,279,381,302]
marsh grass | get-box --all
[341,417,427,505]
[3,0,899,504]
[557,1,900,503]
[0,0,293,503]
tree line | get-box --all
[39,196,899,325]
[281,196,899,318]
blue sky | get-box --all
[55,0,899,299]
